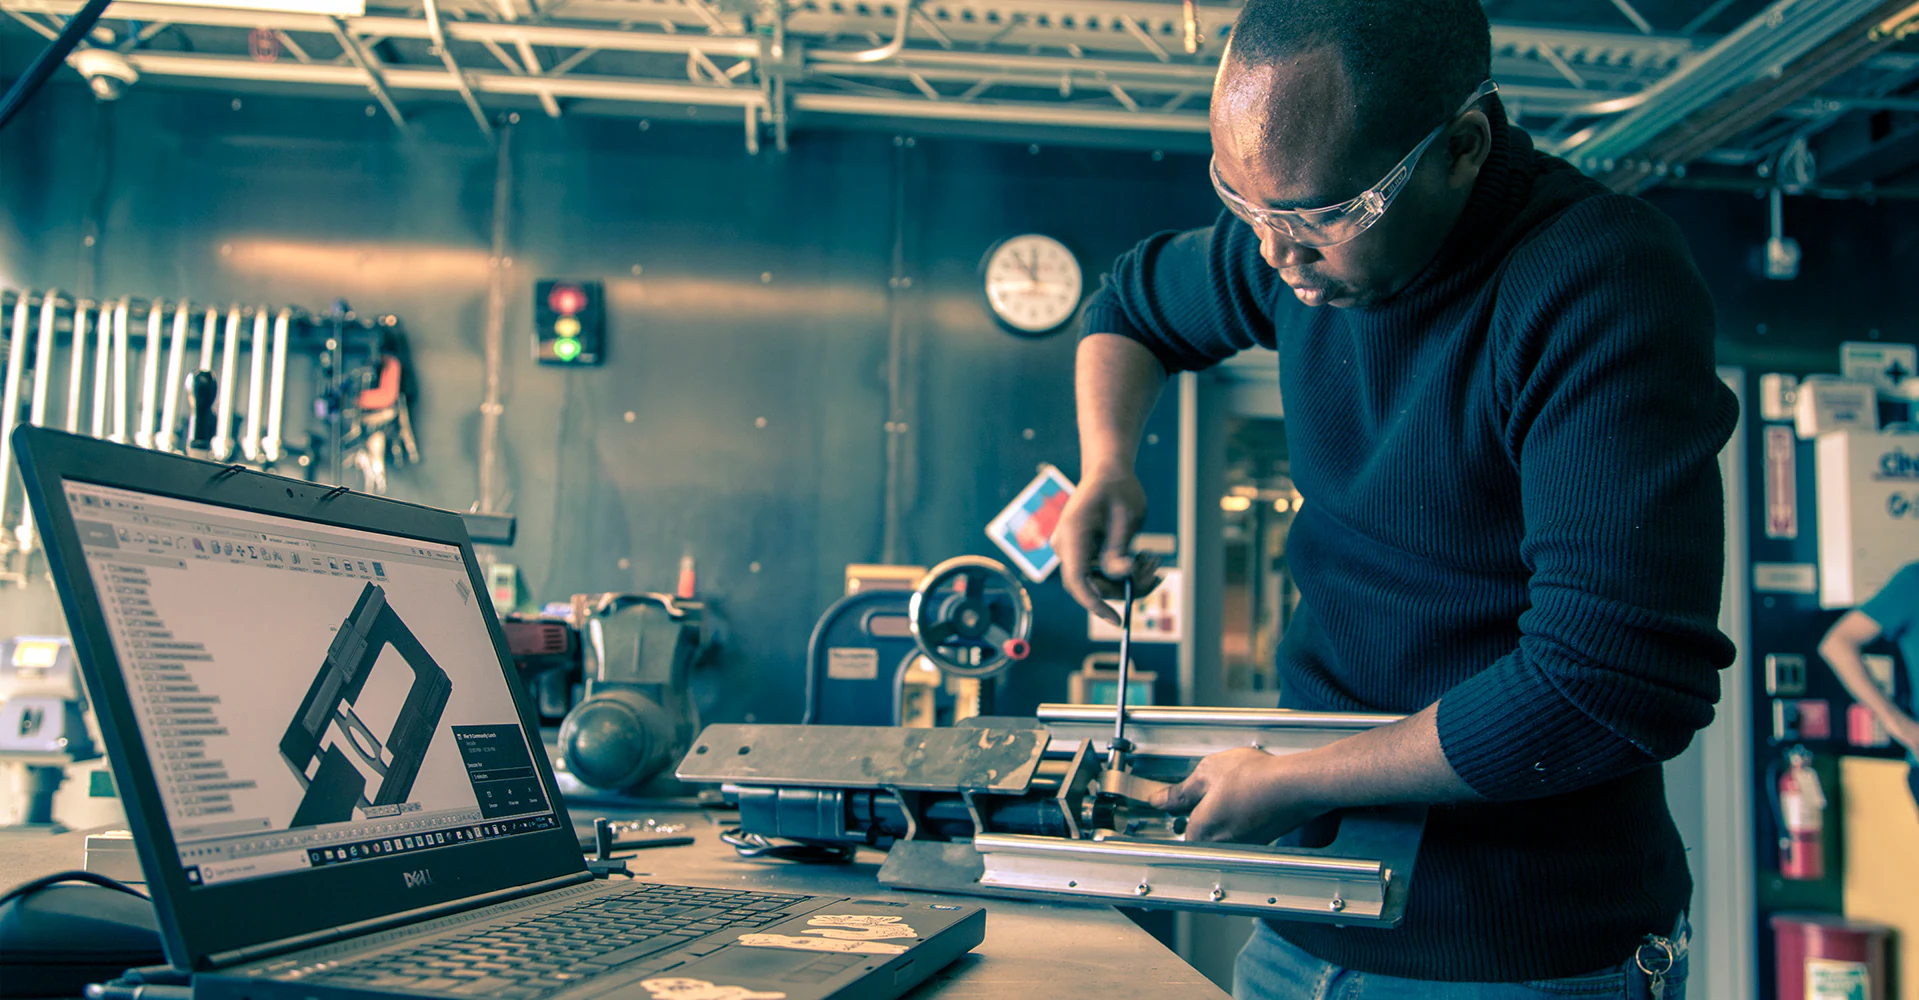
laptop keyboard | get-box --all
[295,883,813,998]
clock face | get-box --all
[982,234,1083,335]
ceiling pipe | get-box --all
[810,0,914,63]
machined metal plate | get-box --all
[1036,704,1405,759]
[677,723,1046,793]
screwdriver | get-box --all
[1107,575,1135,774]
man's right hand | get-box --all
[1053,469,1160,625]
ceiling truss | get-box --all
[1,0,1917,189]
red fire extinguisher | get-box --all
[1775,745,1826,881]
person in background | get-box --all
[1817,561,1919,810]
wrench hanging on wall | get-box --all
[90,301,111,439]
[134,300,163,449]
[109,297,129,444]
[262,308,290,464]
[241,306,268,462]
[157,301,191,453]
[65,301,90,435]
[214,305,241,461]
[198,307,218,371]
[17,290,59,552]
[0,294,32,550]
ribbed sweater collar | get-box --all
[1377,97,1535,309]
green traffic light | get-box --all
[553,338,582,361]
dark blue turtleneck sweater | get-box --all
[1080,106,1739,982]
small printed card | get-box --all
[986,464,1075,582]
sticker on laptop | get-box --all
[639,978,787,1000]
[802,914,919,941]
[735,934,909,956]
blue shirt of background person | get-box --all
[1818,561,1919,809]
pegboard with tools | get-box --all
[0,289,419,583]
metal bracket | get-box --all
[678,723,1046,792]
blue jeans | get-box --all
[1233,920,1690,1000]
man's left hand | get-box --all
[1149,747,1329,844]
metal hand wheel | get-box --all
[908,556,1033,679]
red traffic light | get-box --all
[547,283,588,317]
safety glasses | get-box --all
[1210,79,1499,249]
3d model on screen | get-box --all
[280,583,452,828]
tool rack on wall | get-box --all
[0,288,418,585]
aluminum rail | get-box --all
[1037,704,1407,729]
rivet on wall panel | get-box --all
[221,244,232,256]
[1869,329,1882,340]
[1028,144,1040,155]
[231,98,242,111]
[686,106,698,116]
[83,235,95,248]
[366,105,377,117]
[760,272,773,283]
[631,265,644,276]
[618,557,631,570]
[624,411,637,423]
[1151,150,1164,161]
[754,416,768,428]
[1021,428,1035,440]
[749,562,762,574]
[1146,434,1159,446]
[639,120,651,131]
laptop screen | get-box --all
[61,480,560,890]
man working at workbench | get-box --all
[1051,0,1737,995]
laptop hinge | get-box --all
[204,871,595,969]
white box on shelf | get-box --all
[1796,377,1878,439]
[1815,430,1919,607]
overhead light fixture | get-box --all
[135,0,366,16]
[1220,496,1252,513]
[67,47,138,100]
[1764,187,1800,281]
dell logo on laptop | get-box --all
[403,869,434,889]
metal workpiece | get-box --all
[679,723,1047,792]
[686,717,1426,925]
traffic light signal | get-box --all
[535,279,604,366]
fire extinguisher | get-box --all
[1772,745,1826,881]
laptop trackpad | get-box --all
[598,947,881,999]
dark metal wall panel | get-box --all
[0,82,1216,724]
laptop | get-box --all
[13,426,984,1000]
